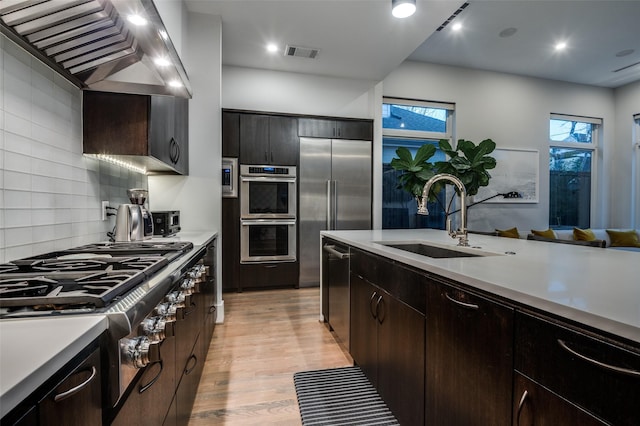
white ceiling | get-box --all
[185,0,640,88]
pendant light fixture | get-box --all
[392,0,416,18]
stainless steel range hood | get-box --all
[0,0,192,98]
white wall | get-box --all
[148,12,224,320]
[383,61,621,232]
[613,80,640,228]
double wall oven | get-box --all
[240,165,297,263]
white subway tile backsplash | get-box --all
[4,190,32,209]
[4,170,31,191]
[1,35,148,261]
[5,226,33,246]
[4,151,31,173]
[4,113,31,140]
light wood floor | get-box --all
[188,287,353,425]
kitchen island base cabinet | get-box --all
[426,278,514,426]
[349,271,425,425]
[515,312,640,425]
[513,373,606,425]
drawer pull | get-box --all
[516,390,528,426]
[557,339,640,378]
[376,296,385,325]
[139,361,163,394]
[323,245,349,259]
[53,366,97,402]
[445,293,479,310]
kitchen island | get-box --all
[321,229,640,426]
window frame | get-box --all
[548,113,601,228]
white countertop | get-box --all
[0,315,108,417]
[322,229,640,346]
[149,230,216,248]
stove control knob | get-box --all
[140,316,167,342]
[154,302,178,322]
[180,278,196,295]
[121,336,161,369]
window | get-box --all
[549,114,601,229]
[382,98,454,229]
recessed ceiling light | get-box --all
[499,27,517,38]
[555,42,567,51]
[168,80,183,88]
[267,43,278,53]
[616,49,634,58]
[392,0,416,18]
[127,14,147,26]
[451,22,462,31]
[154,57,171,67]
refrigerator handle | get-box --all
[326,180,332,230]
[333,180,338,230]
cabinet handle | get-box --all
[445,292,479,310]
[139,361,163,394]
[185,354,198,375]
[53,366,97,402]
[516,389,528,426]
[169,137,180,164]
[323,245,349,259]
[264,151,268,161]
[557,339,640,377]
[376,296,385,324]
[369,291,378,319]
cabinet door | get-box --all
[39,347,102,426]
[426,281,514,426]
[149,95,176,166]
[172,97,189,174]
[222,111,240,157]
[83,91,150,156]
[240,114,270,164]
[176,334,203,426]
[298,117,336,138]
[377,287,425,426]
[269,116,298,165]
[349,273,378,386]
[336,120,373,140]
[112,337,176,426]
[222,198,240,292]
[513,373,605,426]
[515,312,640,425]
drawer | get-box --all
[515,312,640,425]
[350,248,425,314]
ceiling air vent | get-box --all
[284,44,319,59]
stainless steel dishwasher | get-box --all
[322,241,350,350]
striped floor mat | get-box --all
[293,366,399,426]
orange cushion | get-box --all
[606,229,640,247]
[531,229,556,239]
[573,227,596,241]
[496,227,520,239]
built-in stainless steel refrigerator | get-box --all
[299,137,372,287]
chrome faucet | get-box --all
[418,173,469,247]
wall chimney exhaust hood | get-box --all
[0,0,192,98]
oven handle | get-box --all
[241,220,297,226]
[240,176,296,183]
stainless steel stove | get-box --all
[0,240,210,414]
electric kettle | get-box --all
[114,204,145,242]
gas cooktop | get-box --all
[0,241,194,316]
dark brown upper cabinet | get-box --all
[298,117,373,140]
[83,91,189,175]
[239,114,298,165]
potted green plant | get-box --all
[390,138,497,212]
[389,144,438,209]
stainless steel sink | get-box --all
[376,241,507,259]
